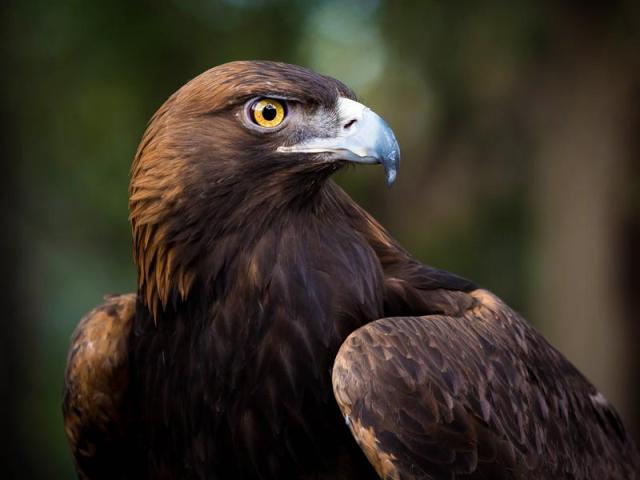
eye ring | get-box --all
[250,98,286,128]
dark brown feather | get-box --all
[333,289,640,479]
[62,293,141,479]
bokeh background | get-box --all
[2,0,639,477]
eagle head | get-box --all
[129,61,400,316]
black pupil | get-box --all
[262,103,277,121]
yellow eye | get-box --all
[251,98,286,128]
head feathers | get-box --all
[129,61,355,318]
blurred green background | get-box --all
[2,0,639,477]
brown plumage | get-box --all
[333,290,639,479]
[63,61,639,479]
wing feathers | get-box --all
[63,293,138,479]
[333,289,640,479]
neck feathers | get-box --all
[130,172,353,321]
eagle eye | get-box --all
[250,98,286,128]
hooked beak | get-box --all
[277,97,401,186]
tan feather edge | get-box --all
[333,354,400,480]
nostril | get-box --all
[343,119,357,130]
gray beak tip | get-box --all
[385,165,397,187]
[382,133,400,187]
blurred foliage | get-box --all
[3,0,639,477]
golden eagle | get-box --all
[63,61,639,479]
